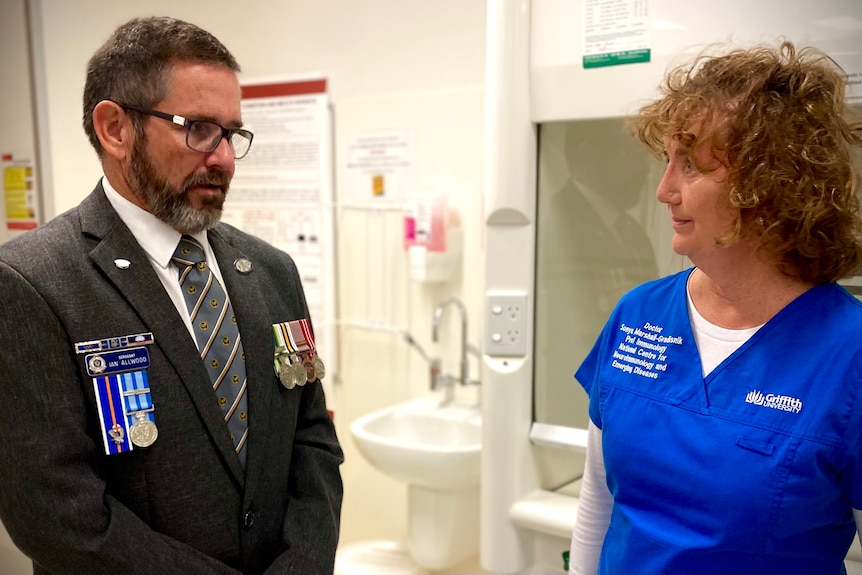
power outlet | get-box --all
[486,292,528,357]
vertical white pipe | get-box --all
[481,0,537,572]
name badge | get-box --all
[86,347,150,377]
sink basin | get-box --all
[350,395,481,490]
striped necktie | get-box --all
[172,235,248,466]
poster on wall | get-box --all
[345,131,415,202]
[2,152,39,232]
[223,77,338,407]
[583,0,651,68]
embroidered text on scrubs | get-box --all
[614,322,685,379]
[613,349,655,371]
[745,390,803,414]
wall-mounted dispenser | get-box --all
[403,192,461,283]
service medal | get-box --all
[292,356,308,387]
[278,365,297,389]
[275,349,291,388]
[129,413,158,448]
[312,354,326,381]
[303,358,316,383]
[278,355,303,390]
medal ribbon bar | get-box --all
[75,332,155,354]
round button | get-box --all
[243,512,255,528]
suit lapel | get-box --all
[79,185,245,487]
[208,228,279,500]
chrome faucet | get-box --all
[403,332,443,391]
[432,297,469,387]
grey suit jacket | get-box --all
[0,183,343,575]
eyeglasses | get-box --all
[121,104,254,159]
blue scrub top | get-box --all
[577,269,862,574]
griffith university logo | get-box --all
[745,390,803,414]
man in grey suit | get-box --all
[0,16,343,575]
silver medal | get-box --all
[278,364,298,389]
[275,348,293,389]
[129,412,158,448]
[292,355,308,387]
[278,354,303,390]
[277,359,294,388]
[312,354,326,381]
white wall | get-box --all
[0,3,42,569]
[0,0,487,572]
[0,0,37,246]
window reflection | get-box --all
[533,118,679,429]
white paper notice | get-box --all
[345,132,414,202]
[583,0,651,68]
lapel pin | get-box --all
[234,258,253,274]
[114,258,131,269]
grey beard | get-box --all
[146,187,223,235]
[128,139,229,234]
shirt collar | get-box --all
[101,176,207,269]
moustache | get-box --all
[182,171,231,193]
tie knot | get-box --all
[172,235,206,266]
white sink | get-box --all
[350,395,481,490]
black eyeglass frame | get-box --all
[120,104,254,159]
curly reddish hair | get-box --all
[636,41,862,283]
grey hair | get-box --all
[82,16,240,158]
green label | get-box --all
[583,48,651,69]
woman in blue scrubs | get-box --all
[569,41,862,575]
